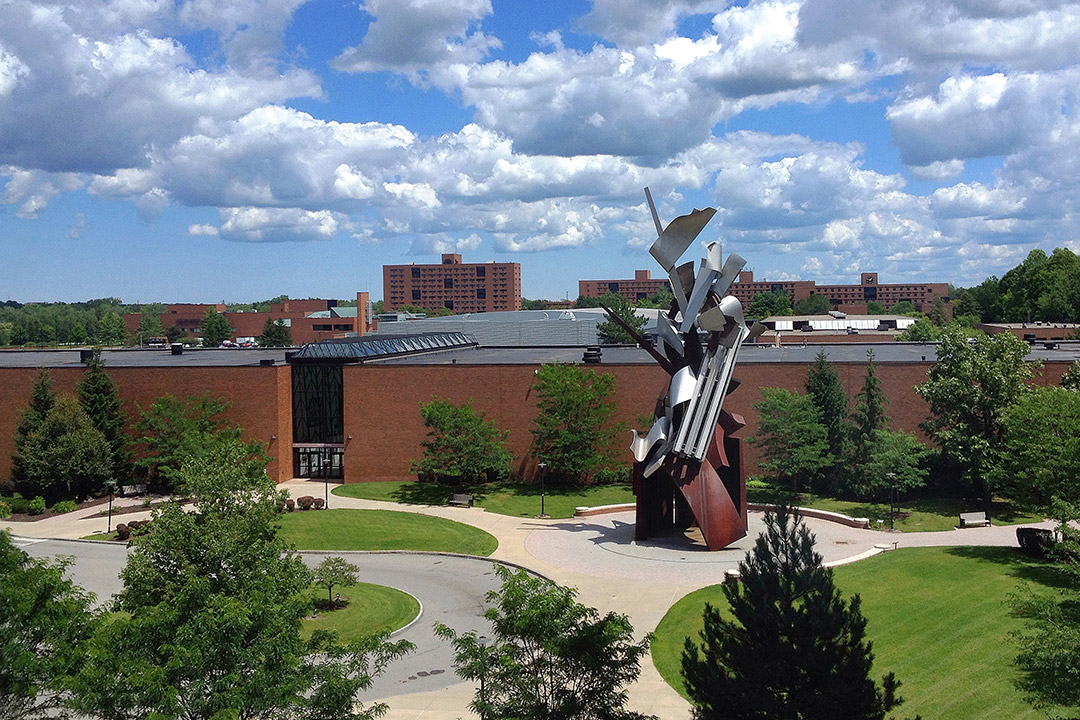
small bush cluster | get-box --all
[592,465,630,485]
[115,523,130,540]
[285,498,295,512]
[297,496,315,511]
[3,494,28,514]
[27,496,46,515]
[51,499,78,513]
[313,498,325,510]
[128,519,151,536]
[0,501,11,518]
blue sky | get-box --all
[2,0,1079,304]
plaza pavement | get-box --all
[3,481,1058,720]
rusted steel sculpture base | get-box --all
[634,411,747,550]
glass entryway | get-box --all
[293,446,344,479]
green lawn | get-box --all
[747,485,1044,532]
[333,480,635,519]
[276,508,498,555]
[302,581,420,642]
[652,546,1069,719]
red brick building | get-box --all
[730,271,949,313]
[579,270,671,302]
[383,254,521,314]
[124,293,371,345]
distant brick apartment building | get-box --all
[578,270,671,302]
[123,293,371,345]
[383,254,522,313]
[729,271,949,313]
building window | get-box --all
[411,267,420,278]
[312,324,332,331]
[608,282,619,293]
[444,277,453,289]
[477,288,486,299]
[412,289,421,301]
[444,300,454,310]
[476,266,486,277]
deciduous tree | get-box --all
[314,557,361,605]
[793,294,832,315]
[916,326,1038,506]
[412,398,512,487]
[1061,360,1080,391]
[531,364,620,485]
[749,388,830,495]
[93,311,128,346]
[747,290,791,319]
[69,439,411,720]
[436,564,654,720]
[681,506,904,720]
[1,531,100,720]
[132,393,235,488]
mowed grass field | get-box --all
[277,508,498,556]
[652,546,1068,719]
[333,480,635,519]
[301,581,420,643]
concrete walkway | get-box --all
[5,480,1058,720]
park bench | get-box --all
[959,511,990,528]
[448,493,474,508]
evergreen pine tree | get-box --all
[77,354,132,484]
[804,351,849,490]
[12,368,56,483]
[849,349,889,460]
[681,506,903,720]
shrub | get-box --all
[285,498,295,512]
[7,494,29,514]
[313,497,325,510]
[142,496,153,508]
[297,496,314,511]
[51,499,78,513]
[115,523,130,540]
[592,465,630,485]
[128,520,152,536]
[28,496,46,515]
[0,501,11,519]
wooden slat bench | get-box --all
[448,493,474,508]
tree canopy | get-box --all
[257,317,292,347]
[16,394,112,501]
[747,290,791,318]
[77,354,132,483]
[436,564,654,720]
[749,388,830,495]
[199,307,232,347]
[681,507,904,720]
[411,397,513,486]
[792,294,832,315]
[804,351,848,490]
[597,291,647,344]
[530,363,620,485]
[132,393,239,489]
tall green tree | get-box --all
[896,316,939,342]
[134,313,166,343]
[749,388,830,495]
[927,297,949,326]
[412,398,512,487]
[257,317,292,347]
[804,351,848,490]
[747,290,791,318]
[849,350,889,461]
[916,326,1038,506]
[531,364,620,485]
[435,564,654,720]
[597,291,647,344]
[69,439,411,720]
[1,530,100,720]
[793,294,832,315]
[1061,360,1080,391]
[17,395,112,501]
[132,393,238,489]
[93,311,128,346]
[11,368,55,483]
[992,387,1080,513]
[850,429,930,502]
[199,307,232,347]
[681,507,904,720]
[77,354,132,483]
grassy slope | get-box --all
[333,480,635,519]
[302,581,420,643]
[277,508,498,556]
[652,546,1068,719]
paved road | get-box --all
[15,538,502,698]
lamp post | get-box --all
[537,462,549,518]
[106,480,115,535]
[886,472,897,531]
[478,634,490,720]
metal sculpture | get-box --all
[606,188,763,550]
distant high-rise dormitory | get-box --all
[580,269,949,314]
[383,254,522,314]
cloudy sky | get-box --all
[2,0,1079,303]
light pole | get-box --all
[106,479,116,535]
[537,462,549,518]
[886,472,897,530]
[478,634,490,720]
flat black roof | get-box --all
[2,341,1078,369]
